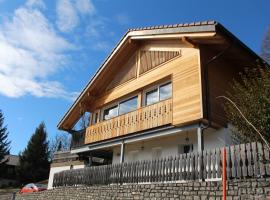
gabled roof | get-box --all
[58,20,266,131]
[128,20,216,31]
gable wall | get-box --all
[90,41,203,127]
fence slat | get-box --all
[246,143,253,177]
[252,142,259,176]
[257,142,266,176]
[240,144,247,177]
[263,143,270,175]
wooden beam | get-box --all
[181,37,196,48]
[130,32,216,40]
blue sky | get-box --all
[0,0,269,155]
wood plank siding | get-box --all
[106,53,137,91]
[139,50,180,74]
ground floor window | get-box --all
[178,144,193,154]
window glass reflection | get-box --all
[119,96,138,115]
[145,89,159,105]
[103,105,118,120]
[160,82,172,100]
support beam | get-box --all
[181,37,196,48]
[120,140,125,163]
[197,126,204,152]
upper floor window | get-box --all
[103,105,118,120]
[145,88,159,105]
[119,96,138,115]
[160,82,172,100]
[102,95,138,121]
[144,81,172,106]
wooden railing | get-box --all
[85,98,173,145]
[53,142,270,187]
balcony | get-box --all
[85,98,173,145]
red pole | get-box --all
[223,147,227,200]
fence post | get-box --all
[223,147,227,200]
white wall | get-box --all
[47,164,85,189]
[204,127,232,150]
[112,127,232,164]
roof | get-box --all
[128,20,217,31]
[57,20,266,130]
[0,155,19,166]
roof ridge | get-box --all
[128,20,217,31]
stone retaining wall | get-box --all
[14,178,270,200]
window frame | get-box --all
[91,111,99,125]
[143,80,172,106]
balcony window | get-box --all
[145,81,172,106]
[145,88,159,106]
[103,105,118,120]
[102,95,138,121]
[160,82,172,100]
[119,96,138,115]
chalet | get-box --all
[49,21,265,188]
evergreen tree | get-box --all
[223,67,270,144]
[17,122,50,183]
[0,109,10,172]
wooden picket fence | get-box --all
[53,142,270,187]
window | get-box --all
[103,105,118,120]
[145,89,159,105]
[92,112,99,125]
[178,144,193,154]
[102,95,138,121]
[160,82,172,101]
[119,96,138,115]
[144,81,172,106]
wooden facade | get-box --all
[83,44,202,145]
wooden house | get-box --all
[56,21,264,166]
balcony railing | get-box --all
[85,98,173,145]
